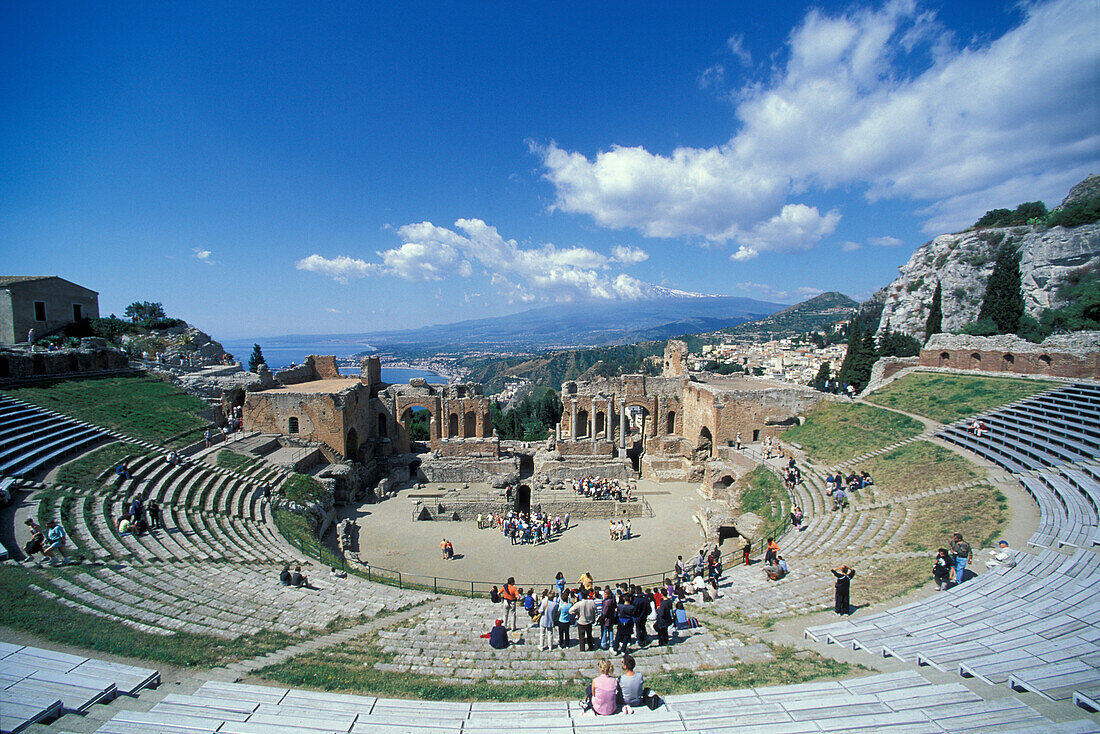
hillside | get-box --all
[464,342,665,393]
[874,177,1100,340]
[709,292,859,340]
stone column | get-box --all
[571,399,579,441]
[589,406,596,443]
[620,406,628,449]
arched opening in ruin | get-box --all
[716,524,740,545]
[401,406,431,449]
[666,411,676,435]
[515,484,531,515]
[288,417,299,434]
[68,354,79,372]
[939,351,950,365]
[712,475,734,493]
[518,453,534,478]
[969,352,982,369]
[625,405,649,439]
[752,429,761,442]
[377,412,388,438]
[1003,353,1015,368]
[483,412,492,437]
[409,458,422,481]
[561,411,571,437]
[448,413,459,438]
[1039,354,1052,371]
[697,426,714,458]
[0,356,8,378]
[463,411,476,437]
[32,354,45,375]
[95,352,108,370]
[595,411,606,437]
[576,409,590,439]
[345,428,358,458]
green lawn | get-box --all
[4,374,209,447]
[896,484,1008,553]
[216,450,258,471]
[738,466,787,524]
[855,441,981,502]
[780,402,923,466]
[257,628,851,700]
[54,442,152,491]
[866,372,1055,424]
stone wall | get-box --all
[243,382,370,459]
[919,332,1100,380]
[273,355,346,385]
[0,344,128,381]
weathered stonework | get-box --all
[0,344,129,381]
[919,332,1100,380]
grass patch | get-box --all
[54,443,152,492]
[896,484,1008,553]
[737,467,788,524]
[216,450,256,471]
[4,374,209,447]
[855,441,981,502]
[866,372,1055,424]
[283,473,326,504]
[781,402,923,466]
[0,564,301,667]
[852,556,935,608]
[256,629,851,700]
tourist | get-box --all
[674,555,685,582]
[790,506,803,531]
[832,486,848,511]
[571,590,598,652]
[986,539,1017,569]
[933,548,952,591]
[440,538,448,560]
[951,533,972,585]
[330,567,347,579]
[632,588,651,647]
[146,499,162,530]
[741,534,751,565]
[489,585,500,604]
[482,618,509,649]
[43,520,67,566]
[653,592,673,646]
[765,537,780,566]
[130,496,145,526]
[118,514,132,535]
[619,654,654,711]
[832,564,855,615]
[477,513,483,529]
[673,600,699,630]
[557,590,575,648]
[735,432,743,450]
[578,570,594,593]
[598,588,615,650]
[115,462,132,481]
[204,429,212,448]
[555,571,566,597]
[290,565,308,587]
[501,577,520,630]
[23,518,45,562]
[538,591,558,650]
[582,659,621,716]
[279,564,292,586]
[614,594,634,653]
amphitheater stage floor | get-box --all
[338,479,705,589]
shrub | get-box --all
[1048,195,1100,229]
[283,473,326,505]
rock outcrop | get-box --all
[875,179,1100,340]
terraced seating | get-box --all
[0,642,157,732]
[87,672,1100,734]
[0,394,114,477]
[808,382,1100,712]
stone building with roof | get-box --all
[0,276,99,345]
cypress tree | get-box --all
[925,281,943,342]
[247,344,266,372]
[978,245,1024,334]
[836,315,862,389]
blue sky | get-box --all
[2,1,1097,339]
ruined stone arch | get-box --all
[969,352,982,369]
[483,412,492,437]
[698,426,714,458]
[939,352,950,366]
[345,428,358,458]
[288,416,299,434]
[448,413,459,438]
[666,411,676,435]
[576,409,589,438]
[595,410,606,436]
[1039,354,1052,370]
[1003,353,1015,368]
[463,410,476,437]
[377,412,388,438]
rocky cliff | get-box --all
[875,183,1100,340]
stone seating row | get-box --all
[84,672,1100,734]
[27,560,432,641]
[0,641,157,733]
[0,395,147,479]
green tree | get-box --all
[124,301,167,323]
[811,362,830,391]
[836,315,863,390]
[925,281,943,342]
[247,344,266,372]
[977,244,1024,334]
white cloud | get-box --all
[325,307,343,314]
[610,245,649,265]
[731,204,841,259]
[192,248,215,265]
[698,64,725,90]
[726,33,752,66]
[841,241,862,252]
[301,220,670,303]
[736,281,822,303]
[538,0,1100,243]
[868,235,904,247]
[295,254,378,284]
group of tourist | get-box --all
[572,476,632,502]
[22,518,67,566]
[581,654,659,716]
[932,532,1013,590]
[279,564,310,587]
[439,538,455,559]
[116,495,163,536]
[608,519,632,541]
[760,436,788,461]
[823,470,874,511]
[483,510,570,545]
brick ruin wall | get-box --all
[0,345,129,381]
